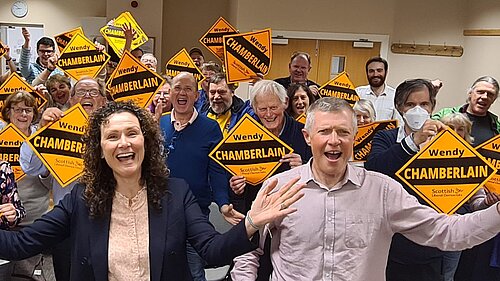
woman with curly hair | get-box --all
[0,100,304,281]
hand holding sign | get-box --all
[413,119,446,147]
[484,189,500,206]
[40,107,65,127]
[279,153,303,169]
[230,175,246,195]
[0,43,10,60]
[47,53,58,71]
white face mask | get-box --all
[403,105,429,131]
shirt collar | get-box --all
[367,83,388,96]
[396,125,407,143]
[300,159,362,191]
[171,108,198,124]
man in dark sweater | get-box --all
[274,52,320,97]
[365,79,447,281]
[159,72,243,281]
[432,76,500,281]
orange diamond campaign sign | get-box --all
[0,124,27,181]
[295,113,306,125]
[396,128,497,214]
[100,12,148,56]
[475,134,500,194]
[0,41,6,58]
[54,27,84,53]
[353,120,398,162]
[57,33,110,81]
[199,17,238,62]
[0,73,47,114]
[165,48,205,86]
[209,114,293,185]
[318,72,359,106]
[223,29,272,83]
[107,50,164,107]
[26,104,88,187]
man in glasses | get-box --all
[20,77,107,280]
[19,27,63,85]
[159,72,242,281]
[195,62,222,111]
[140,53,158,72]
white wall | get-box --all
[231,0,500,115]
[0,0,106,36]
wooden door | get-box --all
[266,39,318,81]
[317,40,381,87]
[267,38,381,88]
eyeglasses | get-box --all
[38,49,54,54]
[11,107,34,114]
[172,87,194,94]
[74,89,101,97]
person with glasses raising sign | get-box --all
[19,27,64,85]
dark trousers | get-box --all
[386,257,444,281]
[455,237,500,281]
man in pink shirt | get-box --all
[231,97,500,281]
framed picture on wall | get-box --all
[140,37,155,55]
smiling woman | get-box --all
[0,100,305,281]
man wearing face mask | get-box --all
[365,79,448,281]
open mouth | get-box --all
[81,101,94,109]
[325,151,342,160]
[116,152,135,161]
[177,98,187,105]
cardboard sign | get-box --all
[396,128,497,214]
[295,113,306,124]
[0,41,6,58]
[223,29,272,83]
[318,72,360,106]
[353,120,398,162]
[100,12,148,56]
[57,33,110,81]
[107,50,164,107]
[209,114,293,185]
[475,134,500,194]
[26,104,88,187]
[54,27,84,53]
[0,73,48,113]
[165,48,205,85]
[0,124,27,181]
[199,17,238,62]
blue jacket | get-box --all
[159,113,230,213]
[0,179,256,281]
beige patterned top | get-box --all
[108,187,150,281]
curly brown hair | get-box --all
[81,100,169,217]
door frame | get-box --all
[235,30,390,100]
[271,30,390,59]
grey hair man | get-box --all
[231,97,500,281]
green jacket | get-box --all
[432,104,500,134]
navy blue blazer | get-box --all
[0,178,256,281]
